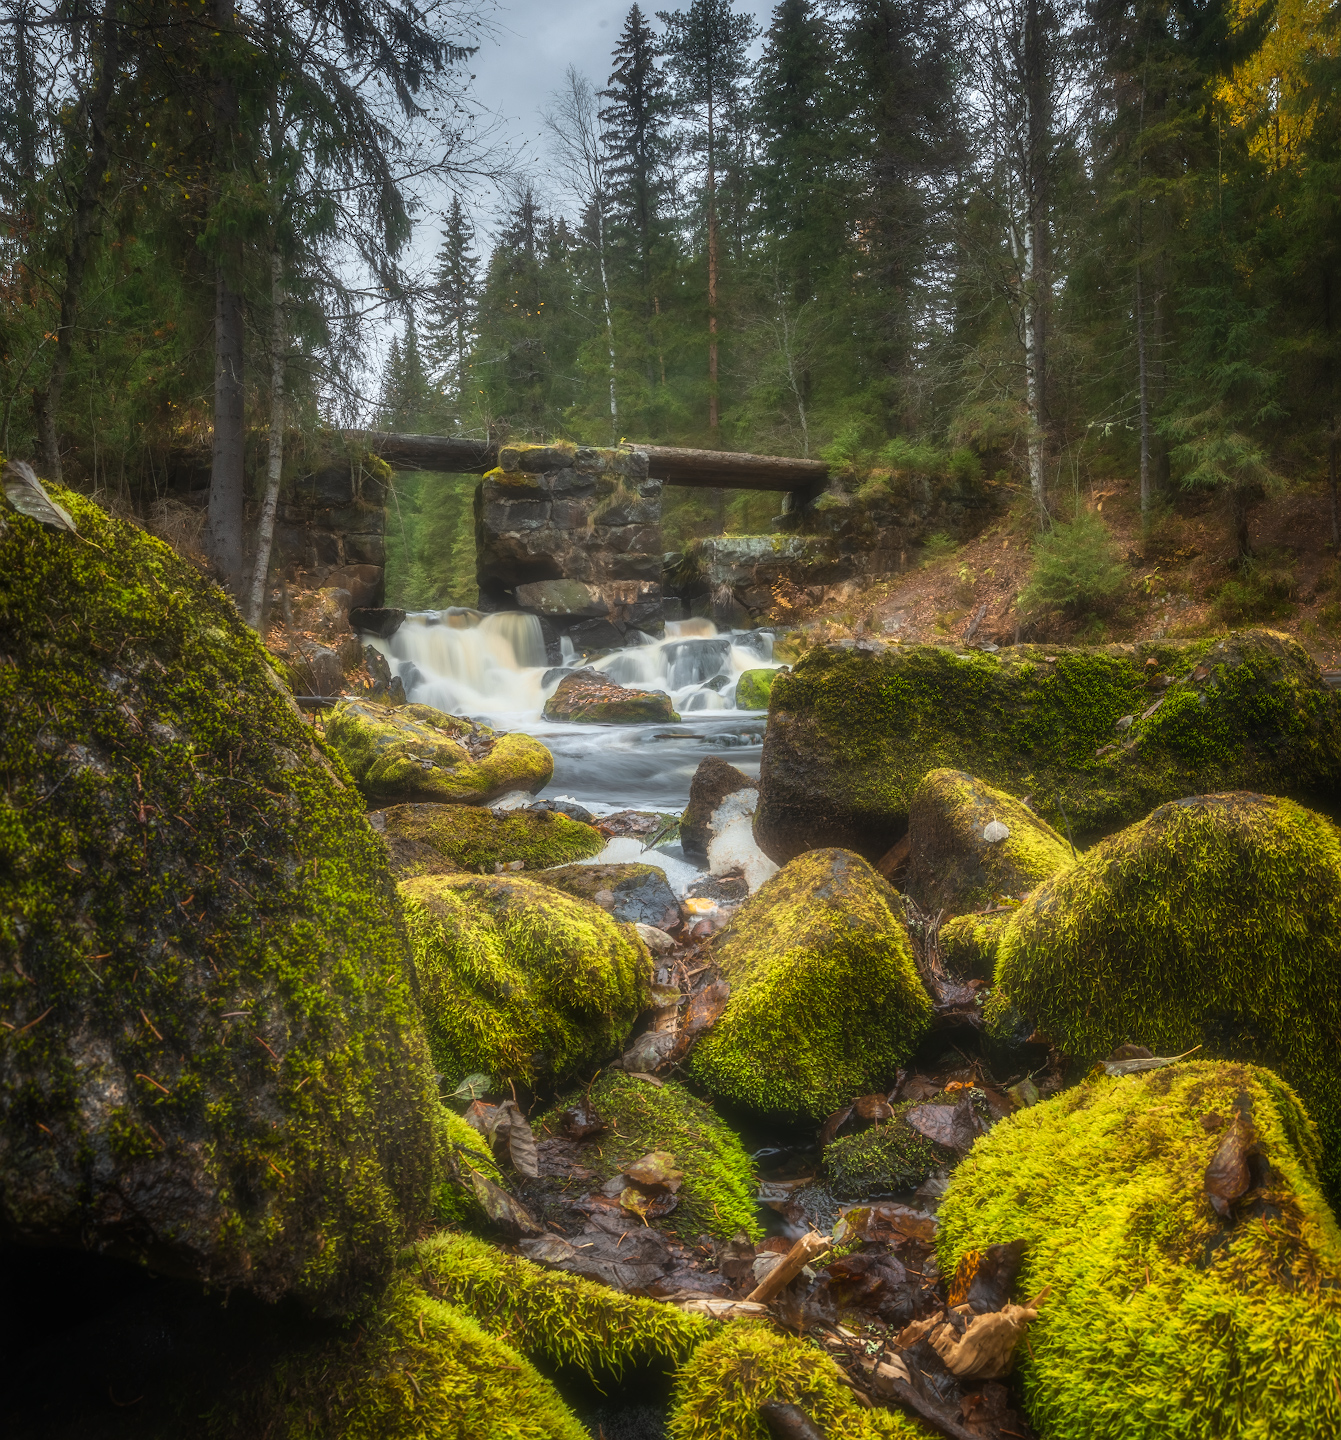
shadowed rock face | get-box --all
[680,756,756,865]
[543,670,679,724]
[0,488,438,1313]
[537,862,680,930]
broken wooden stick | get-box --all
[745,1230,830,1305]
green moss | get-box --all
[669,1321,934,1440]
[938,910,1011,981]
[405,1230,712,1380]
[0,487,437,1312]
[689,849,933,1119]
[906,768,1072,914]
[734,668,778,711]
[429,1102,502,1226]
[824,1092,985,1198]
[535,1071,761,1241]
[756,629,1341,862]
[374,802,603,878]
[992,791,1341,1199]
[937,1062,1341,1440]
[400,872,652,1085]
[324,698,553,805]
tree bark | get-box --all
[1021,0,1049,522]
[245,250,286,629]
[38,0,120,480]
[706,86,719,432]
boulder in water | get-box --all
[689,849,934,1119]
[324,697,553,805]
[733,667,778,710]
[400,872,652,1085]
[0,488,438,1310]
[537,861,681,929]
[542,668,679,723]
[680,755,756,864]
[369,802,604,879]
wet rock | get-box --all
[537,861,681,929]
[369,802,604,878]
[324,697,553,804]
[733,667,779,711]
[515,578,610,617]
[543,669,679,723]
[681,755,757,864]
[348,605,405,638]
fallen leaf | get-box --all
[1100,1044,1200,1077]
[1206,1110,1254,1220]
[470,1170,542,1236]
[818,1103,854,1148]
[853,1093,895,1122]
[2,460,76,532]
[905,1095,987,1156]
[558,1097,607,1140]
[619,1185,679,1220]
[929,1303,1038,1379]
[946,1240,1027,1313]
[624,1149,683,1192]
[833,1202,938,1247]
[1107,1043,1154,1061]
[448,1071,492,1103]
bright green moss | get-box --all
[400,872,652,1086]
[756,629,1341,862]
[734,668,777,711]
[690,850,933,1119]
[906,768,1072,913]
[374,801,603,878]
[669,1321,934,1440]
[204,1277,587,1439]
[405,1230,712,1380]
[324,698,553,805]
[535,1071,761,1240]
[992,791,1341,1199]
[939,910,1011,980]
[429,1102,502,1226]
[0,487,437,1312]
[824,1092,981,1198]
[937,1062,1341,1440]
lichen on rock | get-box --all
[370,801,603,879]
[689,849,933,1119]
[0,486,438,1312]
[937,1061,1341,1440]
[905,768,1072,914]
[400,872,652,1086]
[324,697,553,805]
[990,791,1341,1199]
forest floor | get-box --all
[773,472,1340,668]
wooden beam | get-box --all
[348,431,497,473]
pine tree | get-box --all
[425,194,479,423]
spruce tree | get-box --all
[426,194,479,422]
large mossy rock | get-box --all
[0,489,437,1310]
[905,768,1072,914]
[370,801,604,878]
[689,850,933,1119]
[536,1071,760,1240]
[991,791,1341,1198]
[755,630,1341,863]
[400,872,652,1085]
[824,1090,986,1199]
[938,1062,1341,1440]
[543,668,680,723]
[733,667,777,711]
[324,697,553,805]
[537,860,681,929]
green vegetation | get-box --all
[430,1103,502,1226]
[990,791,1341,1200]
[374,802,604,879]
[1214,547,1299,624]
[535,1071,761,1241]
[1018,511,1128,619]
[400,871,651,1086]
[690,849,933,1119]
[939,910,1012,982]
[383,471,480,611]
[937,1063,1341,1440]
[824,1092,981,1199]
[733,668,778,710]
[0,490,437,1312]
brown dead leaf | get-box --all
[833,1202,938,1247]
[853,1093,895,1122]
[619,1186,679,1221]
[929,1303,1038,1379]
[818,1103,854,1148]
[905,1095,988,1156]
[558,1098,607,1140]
[1206,1110,1255,1220]
[470,1170,543,1236]
[624,1150,684,1193]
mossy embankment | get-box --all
[372,801,603,878]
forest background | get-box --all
[1,0,1339,618]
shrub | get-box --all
[1019,511,1127,616]
[1214,547,1297,623]
[921,531,959,562]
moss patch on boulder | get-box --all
[991,791,1341,1198]
[400,872,651,1086]
[734,667,778,711]
[755,629,1341,863]
[0,487,437,1311]
[370,802,603,878]
[669,1321,933,1440]
[535,1071,761,1240]
[937,1062,1341,1440]
[536,861,681,928]
[324,698,553,805]
[689,850,933,1119]
[905,769,1072,914]
[824,1091,986,1199]
[939,909,1011,981]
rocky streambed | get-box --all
[5,479,1341,1440]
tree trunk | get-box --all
[595,196,618,443]
[1135,68,1151,532]
[706,89,719,432]
[1232,484,1253,559]
[38,0,120,480]
[1022,0,1049,522]
[1330,426,1339,552]
[245,250,286,629]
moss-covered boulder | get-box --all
[825,1090,987,1199]
[991,791,1341,1198]
[939,909,1011,981]
[755,630,1341,863]
[370,801,604,878]
[0,487,437,1311]
[938,1062,1341,1440]
[689,850,933,1119]
[537,861,680,928]
[905,768,1072,914]
[535,1071,760,1240]
[669,1321,933,1440]
[324,697,553,805]
[400,872,652,1085]
[734,667,778,710]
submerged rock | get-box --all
[369,801,604,878]
[938,1061,1341,1440]
[0,488,438,1310]
[681,754,757,864]
[324,697,553,805]
[690,850,933,1119]
[991,791,1341,1199]
[905,769,1073,914]
[400,872,651,1086]
[543,668,680,723]
[754,630,1341,863]
[538,861,681,929]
